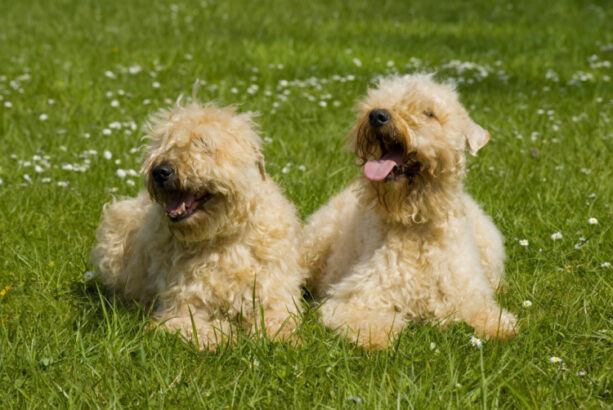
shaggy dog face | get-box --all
[142,104,265,242]
[92,101,304,349]
[349,74,490,224]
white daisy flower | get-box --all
[39,113,48,121]
[128,65,142,75]
[601,262,611,269]
[110,99,120,108]
[116,169,127,178]
[4,101,13,108]
[469,335,483,348]
[587,217,598,225]
[550,232,563,241]
[83,271,97,282]
[103,150,113,160]
[347,396,363,404]
[57,181,69,188]
[519,239,529,247]
[102,128,112,136]
[549,356,563,364]
[522,300,533,308]
[152,81,161,89]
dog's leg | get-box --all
[91,192,155,303]
[438,240,517,339]
[300,188,357,294]
[248,303,301,343]
[161,312,233,351]
[464,195,506,291]
[320,296,405,349]
[318,246,408,349]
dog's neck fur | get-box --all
[359,172,465,232]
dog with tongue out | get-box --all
[301,74,518,349]
[91,101,305,350]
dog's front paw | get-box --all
[161,316,230,351]
[320,300,401,349]
[471,309,518,340]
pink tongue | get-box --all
[165,192,196,217]
[363,151,404,181]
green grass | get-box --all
[1,0,612,407]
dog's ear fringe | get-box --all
[465,121,490,155]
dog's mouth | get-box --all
[164,190,214,222]
[363,135,421,182]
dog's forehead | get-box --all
[365,77,457,112]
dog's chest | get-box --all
[161,244,258,309]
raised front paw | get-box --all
[470,309,518,340]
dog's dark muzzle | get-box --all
[152,164,176,188]
[369,108,391,129]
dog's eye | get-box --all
[423,110,437,120]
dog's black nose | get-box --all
[152,164,174,185]
[369,109,391,128]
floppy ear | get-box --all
[465,120,490,155]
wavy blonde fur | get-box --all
[301,74,516,349]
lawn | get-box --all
[0,0,611,407]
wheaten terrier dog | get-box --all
[301,74,517,349]
[91,101,304,349]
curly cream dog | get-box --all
[91,102,304,349]
[301,74,517,349]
